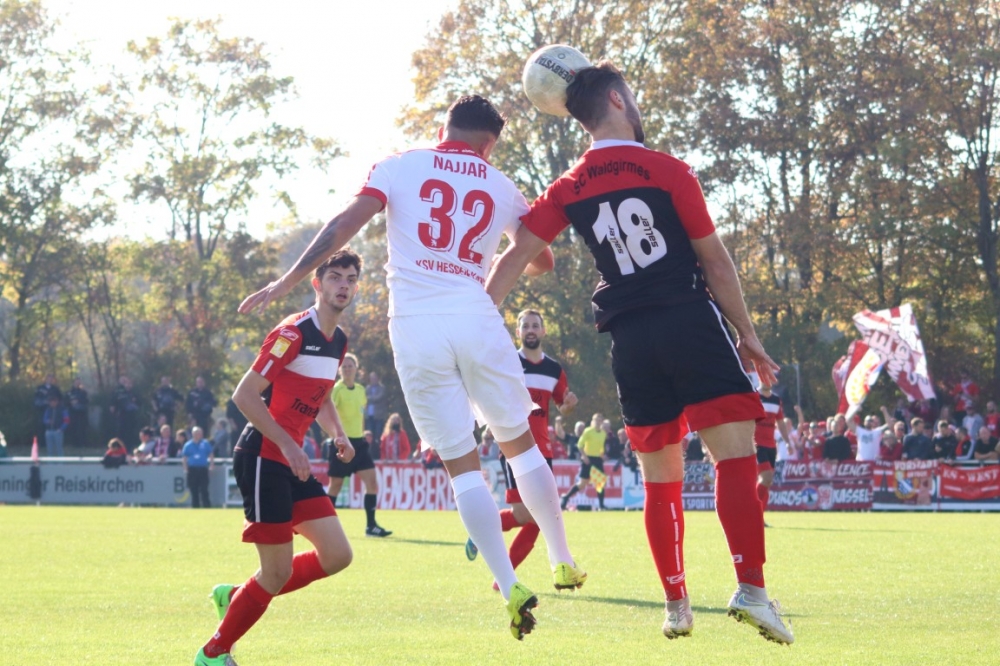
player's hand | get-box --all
[562,391,579,412]
[239,277,291,315]
[283,444,312,482]
[581,453,590,464]
[334,436,355,463]
[737,333,781,387]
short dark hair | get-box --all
[565,60,629,131]
[140,426,156,438]
[517,309,544,327]
[446,95,506,137]
[315,247,363,280]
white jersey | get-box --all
[854,425,883,462]
[359,141,528,317]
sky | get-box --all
[45,0,458,239]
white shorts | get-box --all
[389,313,533,461]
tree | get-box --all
[0,0,112,382]
[97,17,341,382]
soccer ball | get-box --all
[521,44,592,117]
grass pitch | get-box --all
[1,506,995,665]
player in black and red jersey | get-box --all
[465,309,578,580]
[487,62,793,644]
[754,379,792,515]
[194,250,361,666]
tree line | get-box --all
[2,0,1000,447]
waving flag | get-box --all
[852,304,934,403]
[833,340,884,414]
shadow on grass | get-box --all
[775,526,910,533]
[383,537,466,547]
[541,595,729,614]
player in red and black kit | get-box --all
[465,309,578,581]
[754,380,792,515]
[487,62,793,644]
[194,250,361,666]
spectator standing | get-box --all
[802,422,826,463]
[822,414,853,462]
[951,372,979,423]
[602,419,624,462]
[102,438,129,469]
[892,399,912,432]
[33,374,62,445]
[847,406,891,462]
[776,419,799,462]
[477,427,500,461]
[380,413,412,460]
[953,426,974,461]
[152,376,183,428]
[931,421,958,460]
[110,376,140,445]
[972,426,1000,462]
[878,431,903,461]
[937,405,956,427]
[984,401,1000,438]
[182,427,215,508]
[211,418,231,457]
[42,396,69,457]
[684,431,706,463]
[186,376,217,433]
[962,403,984,442]
[565,421,584,460]
[902,418,934,460]
[364,371,389,445]
[172,428,188,459]
[66,377,90,448]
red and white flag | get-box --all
[852,304,934,403]
[833,340,883,414]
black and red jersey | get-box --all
[248,307,348,465]
[754,393,784,449]
[521,352,568,458]
[522,140,716,331]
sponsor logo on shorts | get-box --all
[271,338,291,358]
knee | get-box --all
[260,561,294,592]
[320,544,353,576]
[511,503,533,525]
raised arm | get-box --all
[239,195,383,314]
[485,224,552,305]
[690,232,780,386]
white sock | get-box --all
[451,471,518,600]
[507,447,575,567]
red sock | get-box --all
[643,481,687,601]
[756,483,770,510]
[715,455,766,587]
[508,522,540,569]
[204,576,273,657]
[278,550,328,595]
[499,508,519,532]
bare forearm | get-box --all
[485,226,550,305]
[316,401,346,440]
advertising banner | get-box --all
[0,459,227,506]
[938,464,1000,502]
[768,460,873,511]
[871,460,938,509]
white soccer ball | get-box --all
[522,44,592,117]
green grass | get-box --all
[1,507,996,665]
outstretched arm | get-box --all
[239,195,383,314]
[690,232,780,387]
[486,225,552,305]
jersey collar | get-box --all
[434,140,487,161]
[589,139,645,151]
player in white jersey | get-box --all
[239,95,584,640]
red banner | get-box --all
[872,460,937,506]
[939,465,1000,500]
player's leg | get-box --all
[356,457,390,536]
[506,502,540,570]
[198,541,293,663]
[389,314,537,639]
[757,459,775,512]
[279,516,353,594]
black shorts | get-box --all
[233,437,334,544]
[579,456,605,480]
[608,300,756,427]
[328,437,375,478]
[756,445,777,470]
[500,454,553,504]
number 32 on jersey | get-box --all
[418,178,495,266]
[591,197,667,275]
